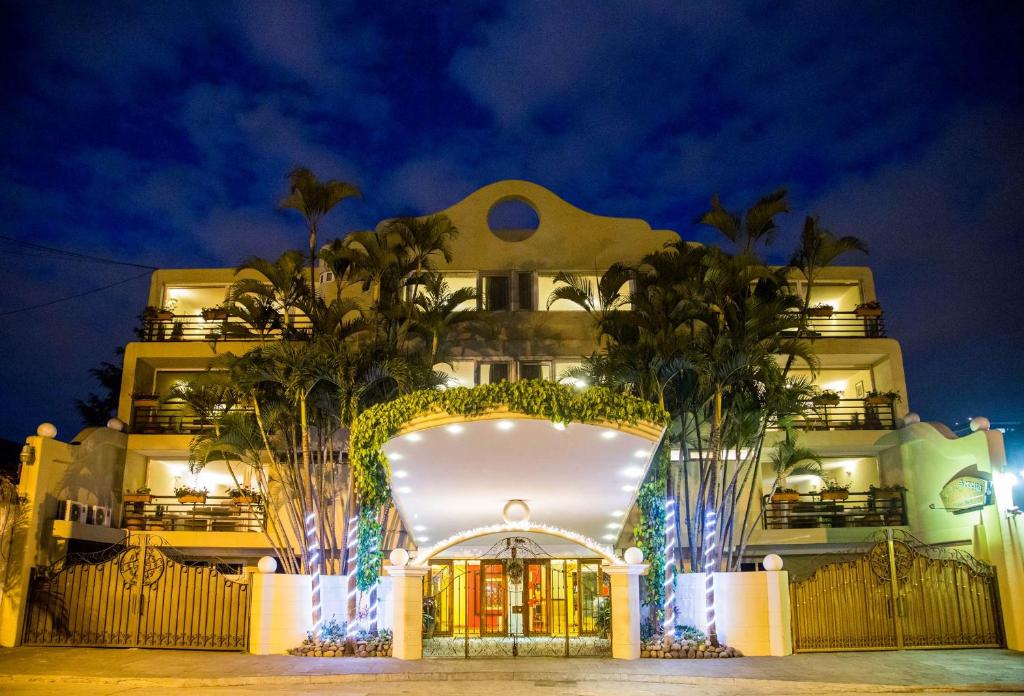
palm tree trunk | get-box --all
[702,387,723,647]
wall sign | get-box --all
[938,464,993,515]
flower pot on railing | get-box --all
[178,494,206,504]
[870,486,905,500]
[820,490,850,502]
[865,395,892,406]
[854,307,882,317]
[123,493,153,504]
[813,392,842,407]
[201,307,228,321]
[807,305,834,318]
[230,496,255,505]
[771,491,800,503]
[143,307,174,322]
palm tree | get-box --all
[280,167,362,298]
[232,251,311,331]
[412,271,481,366]
[767,424,823,491]
[387,215,459,311]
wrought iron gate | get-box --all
[790,529,1002,652]
[421,537,611,658]
[23,535,250,650]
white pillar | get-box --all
[386,566,429,660]
[765,569,792,656]
[604,564,647,660]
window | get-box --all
[479,362,510,384]
[517,272,535,310]
[518,360,551,381]
[481,275,511,311]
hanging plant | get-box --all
[348,380,668,590]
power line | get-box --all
[0,234,159,270]
[0,270,152,317]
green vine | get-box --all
[349,380,668,590]
[633,445,668,627]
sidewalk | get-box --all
[1,646,1022,692]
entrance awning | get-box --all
[381,414,664,552]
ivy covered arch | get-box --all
[348,380,669,589]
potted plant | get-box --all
[201,306,228,321]
[143,305,174,322]
[854,300,882,317]
[865,389,901,406]
[812,389,842,407]
[771,488,801,503]
[131,392,161,408]
[123,486,152,504]
[227,485,260,505]
[174,485,208,505]
[819,480,851,502]
[807,303,834,318]
[869,483,906,499]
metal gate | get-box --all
[791,529,1002,652]
[23,535,250,650]
[421,537,611,658]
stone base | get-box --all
[640,635,742,659]
[288,637,393,658]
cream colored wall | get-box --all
[674,570,791,656]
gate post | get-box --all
[387,565,429,660]
[604,563,648,659]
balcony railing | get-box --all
[790,399,896,431]
[130,406,252,434]
[762,490,906,530]
[140,314,314,342]
[121,495,265,533]
[783,310,887,338]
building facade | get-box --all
[1,180,1021,658]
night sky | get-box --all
[1,1,1022,442]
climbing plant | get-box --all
[348,379,669,589]
[633,444,668,628]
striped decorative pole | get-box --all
[703,508,718,644]
[305,511,322,633]
[663,498,677,631]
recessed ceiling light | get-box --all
[397,486,412,494]
[601,431,617,440]
[606,522,619,529]
[405,433,423,443]
[602,534,616,540]
[610,510,625,517]
[393,470,408,479]
[414,525,427,531]
[621,466,644,478]
[389,452,404,460]
[446,424,465,435]
[621,484,636,492]
[496,420,515,431]
[633,449,647,458]
[552,422,566,431]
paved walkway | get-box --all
[0,646,1022,693]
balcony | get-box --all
[139,313,314,342]
[792,398,896,431]
[784,310,887,338]
[131,406,252,434]
[122,495,265,532]
[762,490,906,530]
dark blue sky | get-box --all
[1,1,1022,441]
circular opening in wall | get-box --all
[487,197,540,242]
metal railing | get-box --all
[762,490,907,530]
[139,314,314,342]
[121,495,265,533]
[784,310,887,338]
[130,406,252,434]
[791,399,896,430]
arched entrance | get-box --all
[416,527,616,658]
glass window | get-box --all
[482,275,511,311]
[442,273,478,310]
[517,272,535,310]
[518,360,551,381]
[553,360,585,386]
[479,362,510,384]
[434,361,475,388]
